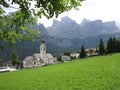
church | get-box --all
[23,41,56,68]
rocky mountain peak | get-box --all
[81,18,91,24]
[47,16,119,39]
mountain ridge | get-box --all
[47,16,119,39]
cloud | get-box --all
[4,0,120,27]
[40,0,120,27]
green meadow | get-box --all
[0,54,120,90]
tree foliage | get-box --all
[0,0,84,18]
[98,38,105,55]
[0,11,39,49]
[0,0,84,62]
[0,58,3,66]
[80,44,86,58]
[106,37,120,54]
[106,37,113,54]
[0,0,84,50]
[11,49,20,66]
[113,37,117,53]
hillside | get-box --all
[0,53,120,90]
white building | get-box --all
[23,41,56,68]
[61,55,71,62]
[70,53,79,58]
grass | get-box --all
[0,53,120,90]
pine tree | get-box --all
[0,59,2,66]
[80,45,86,58]
[116,40,120,52]
[106,37,113,54]
[98,38,105,55]
[113,37,117,53]
[11,49,20,66]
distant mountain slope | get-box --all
[47,17,80,39]
[47,16,119,39]
[34,23,48,36]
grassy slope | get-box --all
[0,54,120,90]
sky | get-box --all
[39,0,120,27]
[2,0,120,27]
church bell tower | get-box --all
[40,40,46,59]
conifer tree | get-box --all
[116,39,120,52]
[106,37,113,54]
[98,38,105,55]
[0,59,2,66]
[11,49,20,66]
[113,37,117,53]
[80,45,86,58]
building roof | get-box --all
[24,56,33,61]
[23,53,54,62]
[33,54,44,63]
[33,53,53,59]
[61,56,71,61]
[33,53,40,60]
[46,53,54,59]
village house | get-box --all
[61,55,71,62]
[0,61,17,73]
[70,53,79,58]
[85,48,99,56]
[23,41,56,68]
